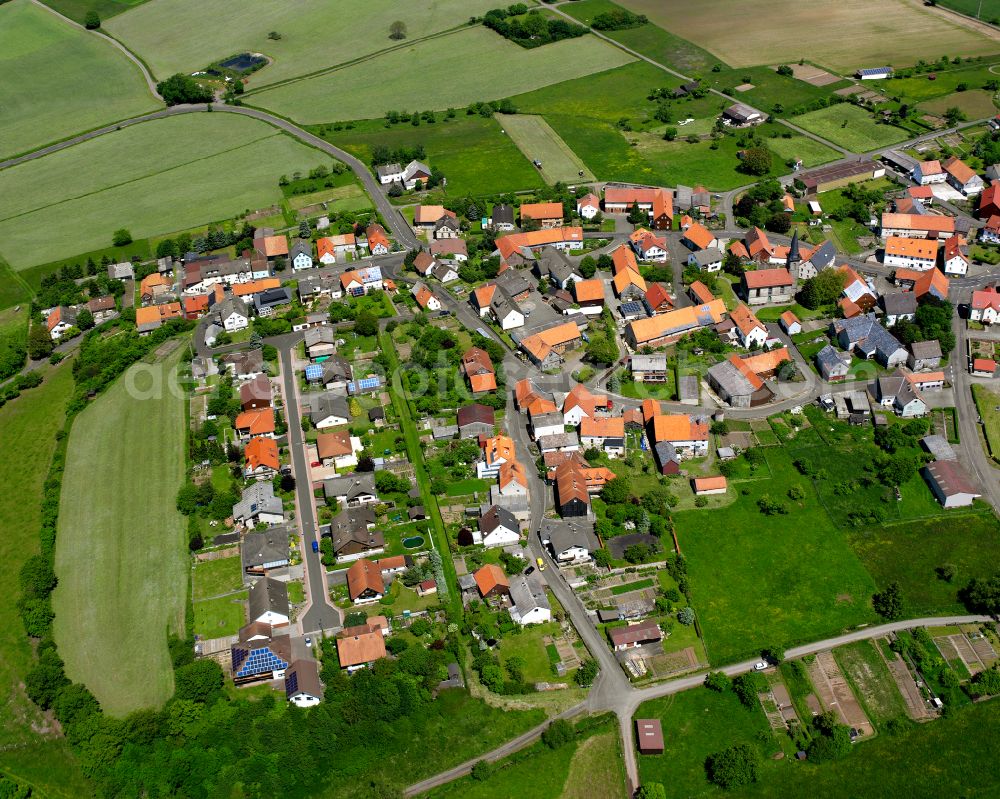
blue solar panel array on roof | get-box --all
[305,364,323,379]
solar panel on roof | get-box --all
[305,364,323,379]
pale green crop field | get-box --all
[498,113,596,183]
[250,27,635,124]
[0,113,323,269]
[0,0,159,160]
[105,0,498,87]
[53,348,187,717]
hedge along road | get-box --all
[0,103,419,252]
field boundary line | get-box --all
[0,130,283,224]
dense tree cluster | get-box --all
[482,6,588,47]
[590,9,647,29]
[157,73,213,105]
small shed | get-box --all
[636,719,664,755]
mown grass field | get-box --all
[39,0,146,25]
[193,591,247,638]
[847,514,1000,615]
[498,113,595,183]
[920,88,997,119]
[53,348,187,717]
[0,0,159,160]
[250,27,635,123]
[935,0,1000,21]
[192,555,243,600]
[766,132,841,167]
[317,115,544,196]
[734,697,1000,798]
[0,364,92,797]
[617,0,1000,71]
[792,104,909,152]
[105,0,497,87]
[558,0,724,73]
[675,446,877,663]
[0,113,322,271]
[636,687,777,797]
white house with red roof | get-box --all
[576,193,600,220]
[912,160,946,185]
[941,235,968,276]
[970,286,1000,324]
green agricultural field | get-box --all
[936,0,1000,18]
[0,0,160,161]
[192,555,243,600]
[558,0,724,73]
[0,113,322,271]
[250,27,635,124]
[38,0,147,25]
[316,115,544,196]
[761,132,841,167]
[920,88,998,119]
[834,640,910,728]
[193,592,247,638]
[973,383,1000,459]
[871,61,1000,103]
[675,446,876,663]
[53,348,187,717]
[617,0,1000,72]
[636,687,778,797]
[848,514,1000,615]
[0,364,91,797]
[497,622,564,683]
[734,698,1000,798]
[499,113,595,183]
[791,104,909,152]
[105,0,498,87]
[708,65,850,116]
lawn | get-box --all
[920,88,998,120]
[0,113,322,271]
[105,0,498,87]
[834,640,910,728]
[635,687,778,798]
[707,65,850,116]
[37,0,146,24]
[611,578,655,596]
[766,132,841,168]
[316,115,544,197]
[52,347,187,717]
[675,446,876,664]
[497,621,564,683]
[617,0,1000,71]
[498,113,596,183]
[847,514,1000,616]
[870,60,1000,103]
[734,697,1000,798]
[560,0,724,73]
[972,383,1000,460]
[791,104,909,152]
[249,27,635,123]
[0,0,160,161]
[192,591,248,638]
[322,689,545,798]
[936,0,1000,17]
[0,363,92,797]
[192,555,244,600]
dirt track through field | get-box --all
[806,652,874,736]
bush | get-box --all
[706,743,761,789]
[541,718,574,748]
[704,671,731,692]
[575,658,599,686]
[470,760,495,781]
[84,10,100,28]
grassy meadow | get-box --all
[106,0,498,86]
[834,640,910,728]
[316,115,545,196]
[498,113,595,183]
[791,104,909,152]
[53,348,187,716]
[250,27,635,123]
[0,113,322,270]
[616,0,1000,72]
[38,0,146,25]
[0,0,159,160]
[0,363,91,797]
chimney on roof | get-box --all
[787,228,800,266]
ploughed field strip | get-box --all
[806,652,875,737]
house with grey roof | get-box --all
[248,576,290,625]
[831,314,907,367]
[687,248,723,272]
[880,292,917,326]
[241,526,291,574]
[290,240,314,271]
[490,289,525,330]
[215,296,250,332]
[491,204,516,231]
[108,262,135,280]
[540,518,600,564]
[309,393,351,428]
[875,370,927,417]
[233,482,284,527]
[375,162,404,183]
[536,247,581,289]
[433,216,461,240]
[323,473,378,507]
[254,287,293,317]
[707,359,768,408]
[319,355,352,392]
[816,344,852,382]
[538,431,581,454]
[508,574,551,626]
[494,268,533,300]
[304,326,336,359]
[908,340,942,371]
[631,353,668,382]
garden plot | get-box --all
[806,651,875,737]
[934,632,988,675]
[785,63,843,86]
[881,641,933,720]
